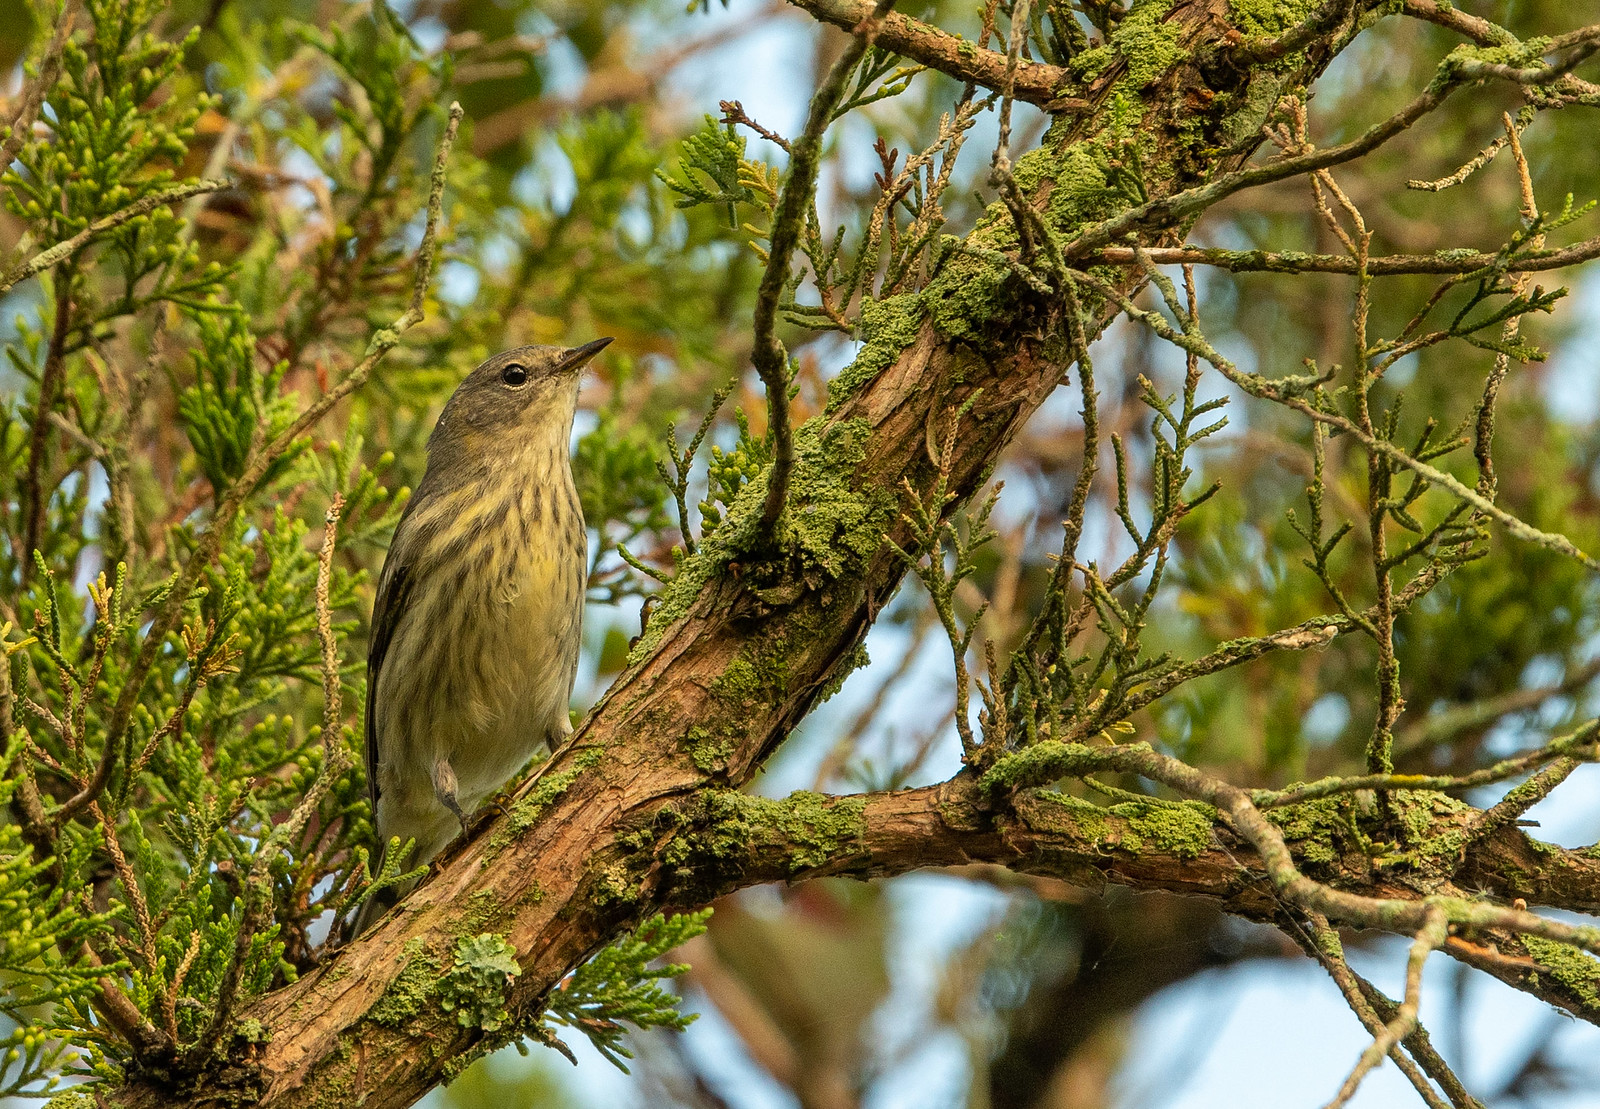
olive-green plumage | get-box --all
[354,339,609,933]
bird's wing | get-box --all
[365,517,418,810]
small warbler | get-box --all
[355,339,610,932]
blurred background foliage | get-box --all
[0,0,1597,1105]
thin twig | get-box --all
[780,0,1075,106]
[1254,717,1600,808]
[1090,236,1600,276]
[0,180,230,296]
[0,6,73,174]
[1297,914,1454,1109]
[1323,907,1448,1109]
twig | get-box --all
[981,740,1600,955]
[1352,973,1484,1109]
[1069,267,1600,576]
[1297,914,1454,1109]
[19,274,73,583]
[0,180,230,296]
[1323,907,1448,1109]
[1060,25,1600,260]
[191,494,353,1065]
[1407,107,1530,191]
[0,6,73,174]
[1090,236,1600,276]
[1253,717,1600,808]
[750,0,896,545]
[719,100,790,153]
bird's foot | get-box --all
[432,758,469,836]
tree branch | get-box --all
[780,0,1077,107]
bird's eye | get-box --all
[500,364,528,387]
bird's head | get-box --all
[427,338,612,459]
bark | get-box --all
[103,3,1588,1105]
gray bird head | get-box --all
[426,338,612,463]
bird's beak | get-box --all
[555,337,614,374]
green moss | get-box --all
[827,293,923,412]
[626,544,721,664]
[489,749,604,849]
[1031,792,1213,857]
[924,247,1024,344]
[1386,790,1471,868]
[712,654,772,705]
[439,933,521,1032]
[1112,0,1186,87]
[1032,791,1112,845]
[816,641,869,705]
[630,417,892,666]
[1071,44,1115,80]
[778,417,895,578]
[1266,795,1351,868]
[1119,802,1215,859]
[1524,935,1600,1013]
[686,725,737,774]
[1227,0,1324,38]
[684,789,867,875]
[981,740,1120,791]
[369,938,442,1027]
[44,1094,97,1109]
[234,1018,269,1044]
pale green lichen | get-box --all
[1378,789,1473,871]
[439,933,521,1032]
[1524,935,1600,1012]
[1071,44,1115,80]
[686,724,737,774]
[369,938,442,1027]
[1032,791,1112,844]
[489,749,604,849]
[981,740,1112,791]
[1032,792,1214,858]
[1113,0,1187,87]
[1227,0,1324,39]
[1266,795,1350,868]
[592,860,640,906]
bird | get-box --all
[352,338,610,934]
